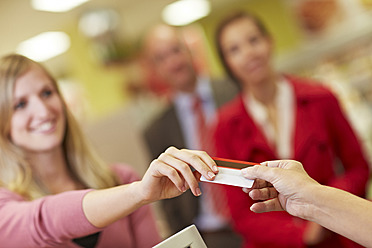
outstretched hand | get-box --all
[241,160,321,219]
[139,147,218,204]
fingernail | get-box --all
[212,165,218,173]
[195,187,202,196]
[181,186,187,192]
[241,168,248,176]
[207,171,215,179]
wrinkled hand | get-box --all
[139,147,218,204]
[241,160,321,219]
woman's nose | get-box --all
[241,45,254,58]
[31,97,50,117]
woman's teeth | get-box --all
[35,122,53,132]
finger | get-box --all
[248,187,279,201]
[165,147,216,181]
[159,152,202,196]
[242,178,270,194]
[241,164,281,184]
[264,160,282,168]
[150,159,185,192]
[252,178,270,189]
[193,170,202,182]
[178,173,189,192]
[266,160,304,171]
[192,150,218,173]
[250,198,284,213]
[242,187,251,194]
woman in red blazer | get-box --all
[213,11,370,248]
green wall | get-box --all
[200,0,304,78]
[63,0,304,120]
[65,21,129,120]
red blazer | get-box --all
[213,75,370,248]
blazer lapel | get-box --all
[292,82,317,161]
[166,105,187,148]
[230,96,276,161]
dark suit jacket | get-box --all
[144,78,238,233]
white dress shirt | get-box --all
[173,76,227,231]
[243,78,295,159]
[173,76,216,150]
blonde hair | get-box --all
[0,54,119,200]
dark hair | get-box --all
[215,11,270,87]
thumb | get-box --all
[241,164,280,184]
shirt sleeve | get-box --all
[111,164,161,247]
[0,188,102,247]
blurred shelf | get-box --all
[275,9,372,72]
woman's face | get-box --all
[220,17,273,87]
[10,65,66,153]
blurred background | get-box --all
[2,0,372,237]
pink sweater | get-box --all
[0,164,161,248]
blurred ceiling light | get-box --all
[31,0,90,12]
[162,0,211,26]
[79,9,119,38]
[17,32,70,62]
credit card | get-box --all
[200,166,254,188]
[212,157,259,169]
[200,157,259,188]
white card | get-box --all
[200,167,254,188]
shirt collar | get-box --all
[174,76,212,110]
[243,77,295,156]
[244,77,290,118]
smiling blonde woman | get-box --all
[0,54,218,248]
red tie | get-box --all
[192,95,231,221]
[192,95,207,150]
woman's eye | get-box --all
[14,101,26,110]
[227,45,239,56]
[41,89,53,98]
[249,36,259,45]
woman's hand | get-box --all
[82,147,217,228]
[138,147,218,204]
[241,160,321,220]
[235,160,372,248]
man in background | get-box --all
[142,24,240,247]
